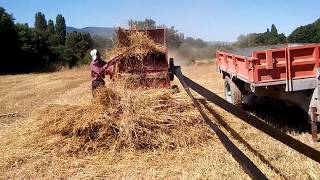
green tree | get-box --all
[0,8,96,73]
[47,33,60,47]
[267,24,280,44]
[47,19,59,47]
[47,19,55,34]
[65,32,93,67]
[127,19,184,48]
[34,12,47,31]
[237,34,249,48]
[128,18,156,29]
[0,7,20,73]
[184,37,206,48]
[92,35,113,52]
[236,24,286,47]
[278,33,287,43]
[16,23,54,71]
[166,26,184,48]
[270,24,278,36]
[247,33,259,46]
[288,19,320,43]
[55,14,66,45]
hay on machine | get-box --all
[107,27,170,88]
[107,27,166,63]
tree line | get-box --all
[236,24,286,48]
[128,18,228,62]
[3,6,320,74]
[287,19,320,43]
[236,19,320,48]
[127,18,320,61]
[0,7,92,74]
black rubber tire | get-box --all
[224,76,242,105]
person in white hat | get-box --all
[89,49,114,96]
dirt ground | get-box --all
[0,64,320,179]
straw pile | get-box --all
[107,28,166,61]
[34,81,212,155]
[106,28,166,74]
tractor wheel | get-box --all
[224,76,242,105]
[168,58,174,81]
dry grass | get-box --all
[177,64,320,179]
[0,79,214,178]
[0,63,320,179]
[33,81,212,155]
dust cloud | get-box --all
[168,49,189,66]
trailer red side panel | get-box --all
[216,44,320,90]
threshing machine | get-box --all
[114,28,174,88]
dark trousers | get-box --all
[92,80,105,97]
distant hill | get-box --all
[66,26,115,38]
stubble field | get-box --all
[0,63,319,179]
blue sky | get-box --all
[1,0,320,42]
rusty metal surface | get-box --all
[115,71,170,88]
[114,28,169,88]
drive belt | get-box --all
[174,66,267,179]
[174,66,320,164]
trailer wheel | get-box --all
[225,76,242,105]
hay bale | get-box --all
[35,81,212,155]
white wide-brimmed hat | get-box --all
[90,49,98,61]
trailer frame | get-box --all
[216,44,320,142]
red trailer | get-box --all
[216,44,320,142]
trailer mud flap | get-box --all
[174,66,320,165]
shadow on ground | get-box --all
[242,96,318,133]
[199,99,288,179]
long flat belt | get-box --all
[174,66,320,164]
[174,66,267,179]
